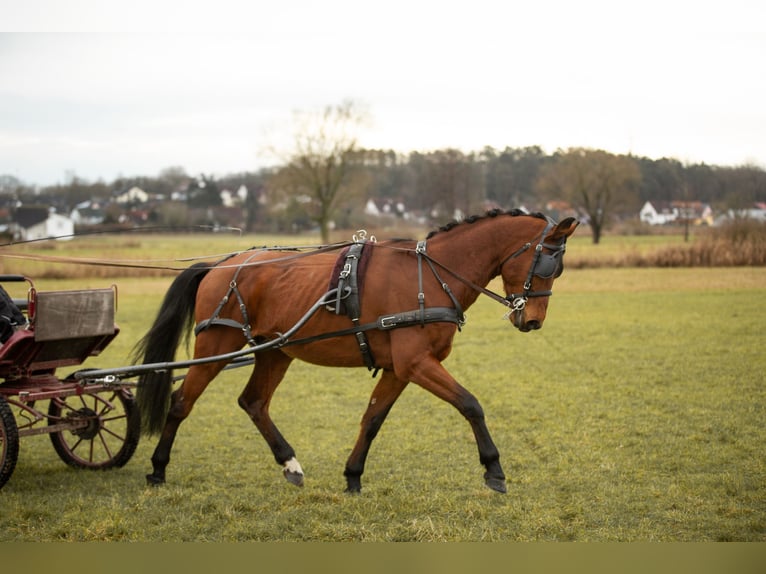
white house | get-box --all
[716,202,766,224]
[640,201,678,225]
[640,201,713,226]
[14,207,74,241]
[364,199,381,216]
[70,200,106,225]
[115,186,149,204]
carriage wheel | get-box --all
[0,395,20,490]
[48,388,140,470]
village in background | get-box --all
[1,145,765,244]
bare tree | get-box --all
[269,100,370,242]
[538,148,641,244]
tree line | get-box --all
[1,104,765,244]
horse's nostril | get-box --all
[525,320,541,331]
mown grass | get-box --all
[1,264,764,541]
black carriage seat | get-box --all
[0,286,118,379]
[0,284,26,343]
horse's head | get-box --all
[499,216,578,332]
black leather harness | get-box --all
[326,239,465,373]
[194,240,465,376]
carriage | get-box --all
[0,274,140,490]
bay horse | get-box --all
[133,209,578,493]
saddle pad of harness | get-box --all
[327,242,373,315]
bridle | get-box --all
[499,218,566,313]
[413,217,567,317]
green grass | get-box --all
[1,265,764,541]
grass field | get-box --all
[1,232,765,541]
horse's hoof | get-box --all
[485,476,507,493]
[284,470,304,487]
[344,486,362,495]
[146,473,165,486]
[282,457,304,487]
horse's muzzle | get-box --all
[512,310,542,332]
[518,319,541,332]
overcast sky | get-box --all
[1,0,764,186]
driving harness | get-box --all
[194,221,563,377]
[193,238,465,376]
[325,238,465,374]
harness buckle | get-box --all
[379,315,397,329]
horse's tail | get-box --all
[132,262,212,435]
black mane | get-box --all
[426,209,547,239]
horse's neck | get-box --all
[425,226,505,305]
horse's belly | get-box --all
[282,336,367,367]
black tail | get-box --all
[133,262,212,435]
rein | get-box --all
[0,241,356,273]
[75,219,568,385]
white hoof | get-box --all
[283,457,304,487]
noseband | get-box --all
[501,219,567,312]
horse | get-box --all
[133,209,578,493]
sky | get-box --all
[1,0,765,187]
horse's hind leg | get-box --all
[147,361,226,485]
[236,350,303,486]
[344,370,408,493]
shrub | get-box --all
[649,220,766,267]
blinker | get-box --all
[533,250,563,279]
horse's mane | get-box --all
[425,208,547,240]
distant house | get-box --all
[715,202,766,225]
[364,199,381,216]
[70,200,106,225]
[746,202,766,221]
[13,206,74,241]
[220,185,249,207]
[364,198,408,218]
[115,186,149,204]
[640,201,713,226]
[640,201,676,225]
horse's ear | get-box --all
[548,217,579,241]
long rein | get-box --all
[71,235,546,384]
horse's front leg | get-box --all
[403,354,507,493]
[237,350,304,486]
[344,370,408,493]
